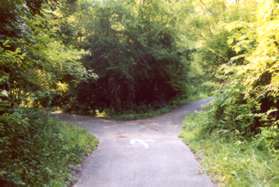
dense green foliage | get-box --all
[181,111,279,186]
[181,0,279,185]
[208,0,278,138]
[0,109,98,186]
[0,0,87,110]
[0,0,97,185]
[72,0,190,112]
[187,0,278,146]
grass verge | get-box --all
[0,109,98,186]
[180,111,279,186]
[108,94,210,120]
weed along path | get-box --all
[59,99,214,187]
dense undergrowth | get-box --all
[181,110,279,186]
[180,0,278,186]
[0,109,98,186]
[0,1,98,185]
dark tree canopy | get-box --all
[74,0,189,111]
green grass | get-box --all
[60,96,189,121]
[107,94,209,120]
[0,109,98,186]
[180,111,279,187]
[108,104,175,120]
[44,119,99,186]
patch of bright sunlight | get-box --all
[96,109,107,118]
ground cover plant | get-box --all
[181,110,279,186]
[0,109,98,186]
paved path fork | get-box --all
[59,99,214,187]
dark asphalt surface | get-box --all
[58,98,215,187]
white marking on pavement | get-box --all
[129,139,151,149]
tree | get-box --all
[0,0,86,110]
[74,0,189,111]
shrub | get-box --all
[0,109,98,186]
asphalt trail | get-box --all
[58,98,214,187]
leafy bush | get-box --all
[72,0,189,112]
[204,0,278,138]
[0,0,87,112]
[0,109,98,186]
